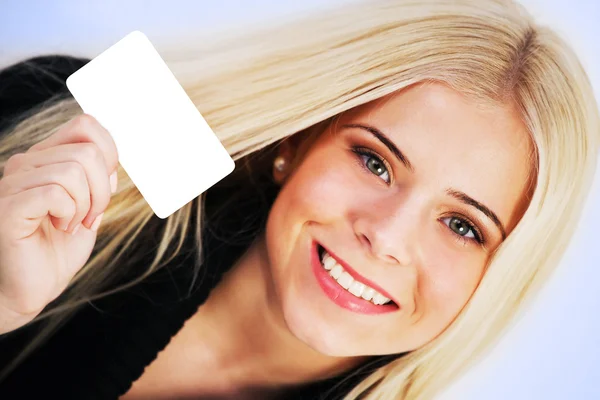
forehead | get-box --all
[339,82,534,231]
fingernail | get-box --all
[91,213,104,232]
[110,171,117,194]
[71,223,81,235]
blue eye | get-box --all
[352,147,391,184]
[441,216,484,245]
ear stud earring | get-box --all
[274,156,287,172]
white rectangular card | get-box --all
[66,30,235,219]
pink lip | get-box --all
[320,243,399,304]
[310,240,399,315]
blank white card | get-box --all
[66,30,235,219]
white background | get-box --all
[1,1,598,398]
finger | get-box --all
[6,143,113,230]
[0,184,76,240]
[1,163,90,232]
[27,114,119,176]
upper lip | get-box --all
[318,242,400,307]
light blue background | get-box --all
[1,1,598,399]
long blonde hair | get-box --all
[1,0,598,398]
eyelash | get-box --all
[351,146,393,185]
[442,214,485,246]
[350,146,486,247]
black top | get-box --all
[0,55,391,399]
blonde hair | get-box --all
[1,0,599,398]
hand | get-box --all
[0,114,119,334]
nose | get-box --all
[352,196,417,266]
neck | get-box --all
[190,233,368,393]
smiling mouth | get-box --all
[317,244,399,308]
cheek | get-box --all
[265,152,350,274]
[281,152,359,222]
[419,241,487,326]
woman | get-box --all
[0,0,598,399]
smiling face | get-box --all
[264,82,534,356]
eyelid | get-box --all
[442,212,487,247]
[347,127,406,170]
[352,146,394,185]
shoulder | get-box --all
[0,54,90,133]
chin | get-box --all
[279,293,360,357]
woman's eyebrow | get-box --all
[342,123,415,173]
[342,123,507,239]
[446,189,507,240]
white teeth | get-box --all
[361,287,375,301]
[319,247,392,306]
[337,272,353,289]
[323,255,336,271]
[349,281,365,297]
[330,264,343,279]
[373,293,390,305]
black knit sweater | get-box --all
[0,55,390,399]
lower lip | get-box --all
[310,241,398,315]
